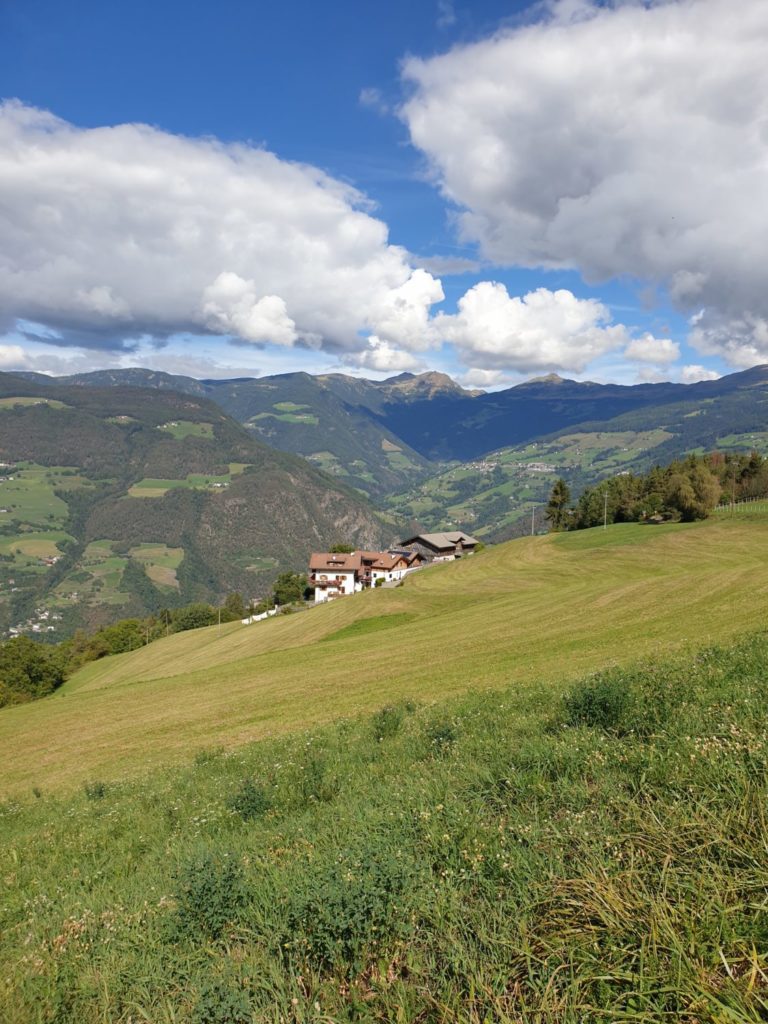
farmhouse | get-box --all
[308,548,424,603]
[308,552,363,603]
[358,550,415,586]
[399,531,479,562]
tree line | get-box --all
[0,570,310,709]
[546,450,768,532]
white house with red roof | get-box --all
[308,552,364,603]
[308,548,423,603]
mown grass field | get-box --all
[4,515,768,798]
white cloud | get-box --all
[624,334,680,366]
[343,337,424,373]
[680,363,721,383]
[201,274,299,346]
[359,87,391,116]
[0,344,29,369]
[437,0,457,29]
[689,310,768,369]
[436,283,627,372]
[456,367,509,389]
[368,268,444,351]
[402,0,768,367]
[0,101,443,356]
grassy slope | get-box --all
[3,617,768,1020]
[4,514,768,797]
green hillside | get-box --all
[389,379,768,540]
[4,518,768,1021]
[20,369,445,501]
[4,514,768,797]
[0,374,393,637]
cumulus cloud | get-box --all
[402,0,768,367]
[689,310,768,369]
[435,283,627,372]
[680,363,721,383]
[368,269,444,351]
[201,274,299,346]
[0,100,442,357]
[343,336,424,373]
[624,334,680,366]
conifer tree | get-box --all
[545,478,571,531]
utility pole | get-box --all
[603,491,608,530]
[218,606,221,635]
[531,506,535,536]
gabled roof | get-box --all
[369,553,402,571]
[309,552,362,572]
[359,550,409,570]
[400,531,479,550]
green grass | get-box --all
[0,463,85,528]
[273,401,310,413]
[320,611,415,643]
[128,472,235,497]
[3,630,768,1021]
[130,543,184,589]
[251,410,320,426]
[158,420,214,439]
[5,516,768,797]
[0,396,69,410]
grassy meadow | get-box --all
[2,625,768,1020]
[4,515,768,797]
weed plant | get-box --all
[2,633,768,1021]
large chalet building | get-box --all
[308,530,479,603]
[399,531,479,562]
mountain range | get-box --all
[5,362,768,634]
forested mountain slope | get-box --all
[388,365,768,540]
[0,373,393,636]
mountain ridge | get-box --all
[0,373,393,636]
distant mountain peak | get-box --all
[381,370,481,398]
[526,372,567,385]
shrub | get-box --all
[563,671,633,733]
[285,838,418,973]
[370,700,411,741]
[227,778,271,821]
[83,780,108,801]
[425,717,458,755]
[174,853,247,941]
[192,974,251,1024]
[298,754,339,804]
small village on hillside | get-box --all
[308,531,478,603]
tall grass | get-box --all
[2,635,768,1021]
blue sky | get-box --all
[1,0,763,387]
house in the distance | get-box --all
[308,548,424,603]
[399,530,479,562]
[358,550,415,587]
[309,552,363,603]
